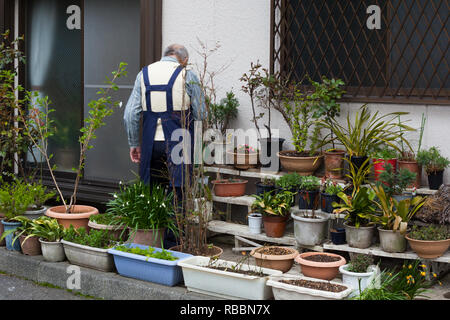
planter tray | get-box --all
[108,243,193,287]
[323,241,450,263]
[267,275,353,300]
[177,256,282,300]
[61,240,114,272]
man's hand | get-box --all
[130,147,141,163]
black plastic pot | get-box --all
[255,182,276,196]
[321,193,340,214]
[259,138,286,169]
[298,190,320,210]
[428,170,444,190]
[330,228,346,245]
[349,155,369,173]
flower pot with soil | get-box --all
[105,182,178,248]
[405,225,450,259]
[212,179,248,197]
[371,147,398,181]
[320,179,343,213]
[1,216,42,255]
[375,162,417,202]
[88,213,128,241]
[339,254,377,298]
[109,243,193,286]
[252,190,294,238]
[45,205,99,230]
[298,176,321,210]
[278,151,323,176]
[255,178,276,196]
[292,210,330,246]
[169,244,224,259]
[330,228,346,245]
[398,159,421,189]
[247,213,263,234]
[417,147,450,191]
[295,252,346,281]
[19,235,42,256]
[177,255,283,300]
[40,238,66,262]
[250,246,299,273]
[228,145,258,170]
[275,172,302,204]
[267,275,353,300]
[324,150,346,179]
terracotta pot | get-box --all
[250,246,299,273]
[169,245,223,259]
[128,228,165,248]
[295,251,346,281]
[373,158,397,181]
[277,151,323,176]
[405,235,450,259]
[324,150,346,179]
[88,220,128,241]
[45,205,99,230]
[19,235,42,256]
[228,152,258,170]
[0,213,5,246]
[398,160,421,189]
[262,215,288,238]
[212,179,248,197]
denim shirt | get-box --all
[123,56,206,148]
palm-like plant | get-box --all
[333,187,376,228]
[370,185,426,233]
[344,156,372,194]
[251,190,295,217]
[318,105,415,157]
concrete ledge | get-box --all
[0,248,216,300]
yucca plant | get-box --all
[370,185,426,233]
[318,105,415,158]
[344,156,372,194]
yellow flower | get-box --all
[408,265,412,269]
[438,281,442,286]
[241,251,246,256]
[433,273,437,278]
[421,272,426,277]
[421,264,427,269]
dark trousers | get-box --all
[150,141,182,249]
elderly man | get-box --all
[124,44,206,247]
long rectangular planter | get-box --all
[61,240,114,272]
[177,256,283,300]
[108,243,193,287]
[267,275,353,300]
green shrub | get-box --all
[408,224,449,241]
[346,254,374,273]
[275,172,302,190]
[114,245,178,261]
[63,226,115,249]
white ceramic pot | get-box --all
[267,275,353,300]
[339,264,379,298]
[177,256,282,300]
[248,213,263,234]
[39,239,66,262]
[61,240,114,272]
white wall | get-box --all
[162,0,450,185]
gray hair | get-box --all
[163,44,189,61]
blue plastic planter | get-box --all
[108,243,193,286]
[1,220,22,251]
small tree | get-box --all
[19,62,128,213]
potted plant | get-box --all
[0,179,33,251]
[26,216,66,262]
[240,62,286,170]
[405,225,450,259]
[61,226,116,272]
[275,172,302,194]
[298,175,321,210]
[398,113,426,189]
[108,243,192,286]
[267,275,353,300]
[212,178,248,197]
[255,177,276,196]
[318,105,414,175]
[229,144,258,170]
[106,182,178,248]
[1,216,41,256]
[23,182,56,220]
[339,254,377,298]
[251,190,294,238]
[20,63,128,229]
[416,147,450,190]
[292,207,330,246]
[376,163,417,202]
[370,185,426,253]
[295,251,346,280]
[208,91,239,166]
[250,246,299,273]
[372,146,398,181]
[321,179,343,214]
[88,213,128,241]
[177,254,283,300]
[333,187,377,249]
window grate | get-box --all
[271,0,449,104]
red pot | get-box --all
[373,158,397,181]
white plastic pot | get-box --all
[248,213,263,234]
[292,210,330,246]
[267,275,353,300]
[177,256,282,300]
[61,240,114,272]
[339,264,379,298]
